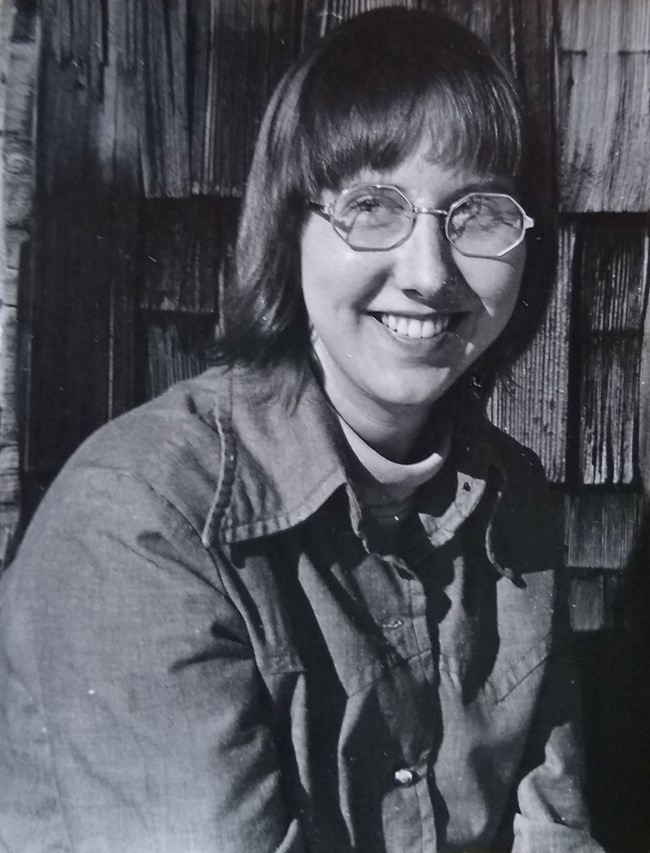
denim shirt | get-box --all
[0,366,604,853]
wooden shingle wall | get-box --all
[555,1,650,632]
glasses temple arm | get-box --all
[307,201,331,222]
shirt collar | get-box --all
[201,365,504,548]
[202,365,348,546]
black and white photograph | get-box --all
[0,1,649,850]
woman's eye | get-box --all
[451,196,505,232]
[351,197,384,214]
[454,196,485,222]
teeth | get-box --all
[380,313,453,339]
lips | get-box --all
[376,312,460,340]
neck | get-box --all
[311,348,441,464]
[330,390,430,463]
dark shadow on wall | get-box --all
[579,508,650,853]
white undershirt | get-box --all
[337,415,451,528]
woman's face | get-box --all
[301,142,526,424]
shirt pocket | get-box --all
[481,642,551,704]
[439,640,551,707]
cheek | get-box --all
[457,250,525,320]
[301,242,384,323]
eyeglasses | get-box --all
[308,185,534,257]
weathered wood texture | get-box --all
[141,198,238,315]
[303,0,418,43]
[139,1,191,197]
[575,223,649,485]
[24,0,140,476]
[569,576,606,632]
[0,0,40,561]
[132,0,306,198]
[190,0,302,196]
[558,0,650,212]
[144,315,218,400]
[641,262,650,501]
[568,574,622,632]
[489,226,572,482]
[566,492,643,571]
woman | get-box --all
[0,9,604,852]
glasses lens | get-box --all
[332,186,412,250]
[447,194,525,257]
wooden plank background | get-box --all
[558,0,650,213]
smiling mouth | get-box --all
[373,312,465,340]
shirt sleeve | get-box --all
[512,572,605,853]
[0,466,304,853]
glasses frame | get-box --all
[308,185,535,258]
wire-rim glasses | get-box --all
[308,185,534,257]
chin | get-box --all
[371,369,461,412]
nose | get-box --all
[397,213,463,303]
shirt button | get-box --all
[392,768,415,787]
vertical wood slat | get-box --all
[565,492,643,571]
[139,0,190,198]
[25,1,142,473]
[100,1,142,420]
[557,0,650,212]
[44,0,106,96]
[576,224,649,485]
[144,316,218,400]
[512,0,555,161]
[140,198,238,315]
[302,0,418,43]
[568,576,609,632]
[26,192,113,473]
[190,0,252,196]
[189,0,220,194]
[37,49,97,197]
[641,246,650,502]
[488,225,573,482]
[435,0,515,68]
[26,43,101,473]
[1,0,41,558]
[190,0,302,196]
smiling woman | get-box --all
[0,8,605,853]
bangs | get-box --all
[294,16,526,194]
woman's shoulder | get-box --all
[37,367,236,536]
[478,417,549,489]
[478,419,564,570]
[28,363,345,548]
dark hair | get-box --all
[218,8,554,408]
